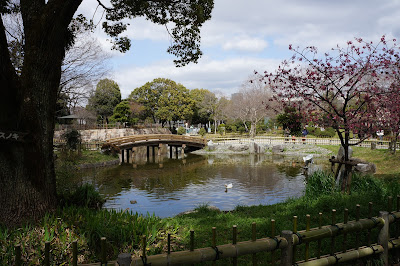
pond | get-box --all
[76,153,329,217]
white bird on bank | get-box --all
[303,154,314,167]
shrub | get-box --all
[309,126,336,137]
[177,127,186,135]
[100,143,120,156]
[217,124,225,136]
[58,183,105,209]
[62,129,81,150]
[199,127,206,136]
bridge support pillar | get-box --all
[126,149,130,164]
[181,144,186,158]
[152,146,156,162]
[169,145,173,158]
[146,146,150,162]
[175,146,179,159]
[131,147,137,168]
[158,144,163,168]
[158,143,162,157]
[119,149,125,165]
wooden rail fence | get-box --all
[9,196,400,265]
[211,136,395,149]
[53,140,105,151]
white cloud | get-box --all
[114,57,281,98]
[75,0,400,100]
[222,37,268,52]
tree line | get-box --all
[84,76,276,136]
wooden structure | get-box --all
[10,196,400,265]
[105,134,207,165]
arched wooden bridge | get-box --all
[106,134,207,165]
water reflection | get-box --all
[76,154,328,217]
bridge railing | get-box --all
[106,134,207,146]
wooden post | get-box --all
[281,230,293,266]
[232,225,237,266]
[117,253,132,266]
[343,208,348,252]
[44,241,50,266]
[318,212,322,259]
[331,209,336,255]
[305,214,310,261]
[212,227,216,266]
[126,149,130,164]
[147,146,150,161]
[72,240,77,266]
[356,204,360,249]
[378,211,389,266]
[252,222,257,266]
[169,145,173,158]
[293,216,297,262]
[118,151,122,165]
[168,233,171,254]
[175,146,179,159]
[368,202,373,245]
[271,219,276,265]
[141,236,146,265]
[397,196,400,238]
[121,149,125,164]
[15,244,21,266]
[101,237,107,265]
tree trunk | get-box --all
[243,121,249,132]
[249,122,256,138]
[0,1,81,227]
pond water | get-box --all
[76,153,328,217]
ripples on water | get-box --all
[76,153,327,217]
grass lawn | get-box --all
[319,145,400,176]
[55,149,118,165]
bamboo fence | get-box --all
[9,196,400,265]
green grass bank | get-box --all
[2,146,400,264]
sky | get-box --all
[77,0,400,99]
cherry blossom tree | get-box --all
[263,36,399,192]
[375,77,400,153]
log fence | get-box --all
[9,196,400,265]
